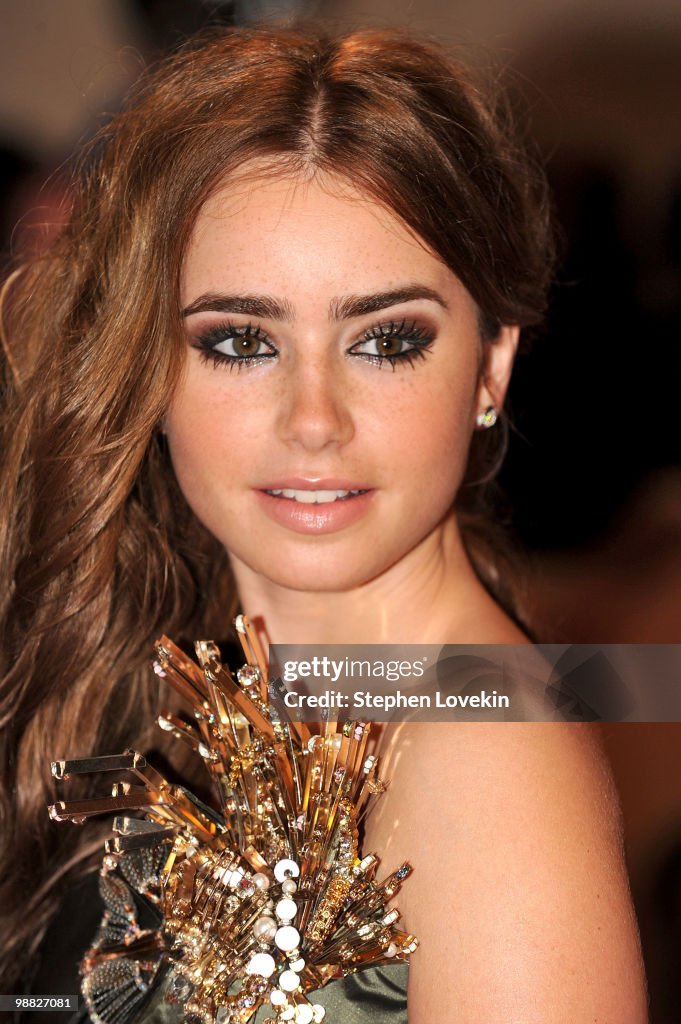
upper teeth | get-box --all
[267,489,362,503]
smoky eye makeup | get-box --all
[348,318,436,370]
[186,314,437,371]
[189,320,277,370]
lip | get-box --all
[258,477,370,491]
[254,484,374,535]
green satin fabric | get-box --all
[254,965,409,1024]
[137,965,409,1024]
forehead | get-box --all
[181,164,454,303]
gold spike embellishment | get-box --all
[48,617,417,1024]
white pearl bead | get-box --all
[269,989,287,1007]
[385,943,397,958]
[289,957,306,973]
[246,953,276,978]
[295,1005,314,1024]
[252,872,271,890]
[274,858,300,883]
[274,926,300,953]
[281,878,297,895]
[253,917,277,942]
[275,898,297,922]
[228,869,245,888]
[312,1005,326,1022]
[280,1010,295,1021]
[279,970,300,993]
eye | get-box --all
[191,322,277,369]
[349,319,434,369]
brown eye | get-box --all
[231,335,262,357]
[376,336,404,357]
[349,319,434,368]
[212,331,266,358]
[193,322,277,368]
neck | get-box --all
[229,514,507,648]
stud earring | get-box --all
[476,405,498,429]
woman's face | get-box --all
[166,168,517,593]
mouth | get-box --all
[263,488,369,504]
[255,483,374,534]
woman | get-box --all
[0,24,647,1022]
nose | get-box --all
[275,354,355,452]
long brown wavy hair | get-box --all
[0,25,553,985]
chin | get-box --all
[236,543,403,594]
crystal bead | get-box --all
[238,665,260,687]
[166,974,194,1003]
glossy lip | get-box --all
[254,483,375,535]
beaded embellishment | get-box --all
[49,616,417,1024]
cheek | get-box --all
[166,365,262,460]
[163,376,245,520]
[377,368,477,494]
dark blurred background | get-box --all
[2,0,680,1019]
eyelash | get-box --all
[357,319,433,370]
[192,322,272,370]
[191,319,435,371]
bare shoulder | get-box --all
[365,722,649,1023]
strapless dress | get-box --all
[21,870,408,1024]
[133,964,408,1024]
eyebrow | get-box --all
[330,285,449,319]
[182,293,296,321]
[182,285,449,321]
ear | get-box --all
[475,325,520,416]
